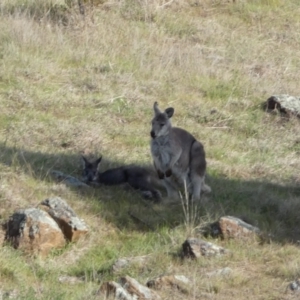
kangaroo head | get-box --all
[150,102,174,139]
[81,156,102,183]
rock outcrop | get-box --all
[39,197,88,242]
[182,238,229,259]
[99,276,160,300]
[3,197,88,257]
[208,216,260,240]
[264,94,300,117]
[4,208,66,257]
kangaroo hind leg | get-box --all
[127,176,162,203]
[189,140,210,201]
[140,189,162,203]
[161,177,180,203]
[189,173,203,201]
[201,179,211,193]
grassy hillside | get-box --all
[1,0,300,298]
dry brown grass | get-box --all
[1,0,300,298]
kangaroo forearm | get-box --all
[165,169,172,177]
[153,150,181,178]
[165,149,182,170]
[153,160,165,179]
[157,169,165,179]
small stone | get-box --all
[182,238,229,259]
[289,279,300,291]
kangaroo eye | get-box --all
[160,123,164,127]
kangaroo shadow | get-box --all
[0,141,115,182]
[1,142,300,245]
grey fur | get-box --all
[81,156,163,202]
[150,102,211,202]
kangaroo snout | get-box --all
[150,131,156,139]
[92,174,99,182]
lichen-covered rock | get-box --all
[119,276,161,300]
[182,238,229,259]
[265,94,300,117]
[39,197,88,242]
[217,216,260,240]
[4,208,65,256]
[99,276,160,300]
[98,281,134,300]
[203,216,260,240]
[147,275,190,294]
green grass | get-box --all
[1,0,300,299]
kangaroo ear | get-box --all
[95,156,102,166]
[81,155,89,168]
[165,107,174,118]
[153,102,161,115]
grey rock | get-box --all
[99,276,160,299]
[289,279,300,291]
[98,281,135,300]
[4,208,65,257]
[182,238,229,259]
[205,216,260,240]
[119,276,160,299]
[265,94,300,117]
[39,197,88,242]
[219,216,260,239]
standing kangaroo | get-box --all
[150,102,211,202]
[81,156,163,202]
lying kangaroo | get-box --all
[150,102,211,202]
[81,156,163,202]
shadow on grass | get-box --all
[1,141,300,245]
